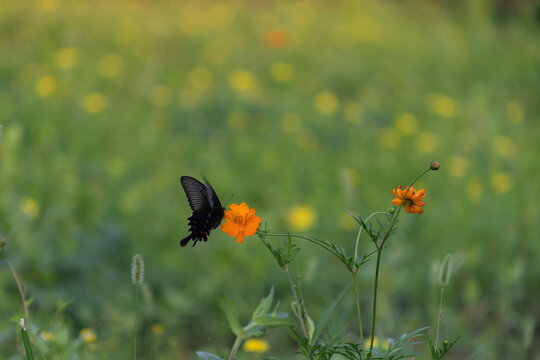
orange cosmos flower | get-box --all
[392,185,426,214]
[221,202,262,243]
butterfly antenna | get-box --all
[224,193,234,206]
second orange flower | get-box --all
[221,202,262,243]
[392,185,426,214]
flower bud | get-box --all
[388,207,395,214]
[430,161,440,170]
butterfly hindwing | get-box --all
[203,178,225,229]
[180,176,225,247]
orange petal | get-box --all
[392,198,402,206]
[413,205,424,214]
[244,220,261,236]
[236,232,245,243]
[221,222,240,237]
[415,200,426,206]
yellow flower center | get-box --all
[230,213,244,224]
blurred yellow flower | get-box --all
[493,136,515,157]
[189,67,213,90]
[40,0,59,11]
[343,102,363,123]
[491,172,513,194]
[80,328,96,343]
[20,197,39,219]
[270,62,294,83]
[206,4,234,32]
[466,178,483,202]
[506,101,523,124]
[314,91,339,115]
[229,70,257,92]
[288,1,317,29]
[366,336,389,350]
[227,110,248,131]
[352,16,382,42]
[35,76,55,98]
[55,47,79,69]
[394,113,418,135]
[339,213,357,230]
[151,323,164,336]
[428,93,456,118]
[281,113,302,133]
[287,206,316,231]
[150,86,170,107]
[243,338,269,353]
[448,156,467,178]
[378,128,401,149]
[41,332,55,341]
[415,132,439,153]
[83,93,106,114]
[98,55,123,78]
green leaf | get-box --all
[252,315,291,327]
[196,351,224,360]
[219,297,245,338]
[311,281,352,345]
[252,287,274,319]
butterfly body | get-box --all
[180,176,224,247]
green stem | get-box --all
[369,248,383,355]
[286,266,310,342]
[258,232,350,270]
[134,287,138,360]
[352,272,364,354]
[5,259,29,319]
[435,285,445,349]
[228,336,242,360]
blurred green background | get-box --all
[1,0,539,358]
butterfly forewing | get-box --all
[180,176,210,212]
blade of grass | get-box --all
[311,281,352,345]
[19,318,35,360]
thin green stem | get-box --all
[228,336,242,360]
[5,259,29,319]
[369,248,383,355]
[257,232,350,270]
[286,266,309,341]
[133,287,138,360]
[353,212,386,269]
[435,285,445,349]
[352,272,364,354]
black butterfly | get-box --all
[179,176,225,247]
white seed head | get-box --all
[438,254,453,287]
[131,254,145,286]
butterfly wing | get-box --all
[181,176,210,212]
[180,176,224,246]
[203,178,225,229]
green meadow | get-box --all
[0,0,539,359]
